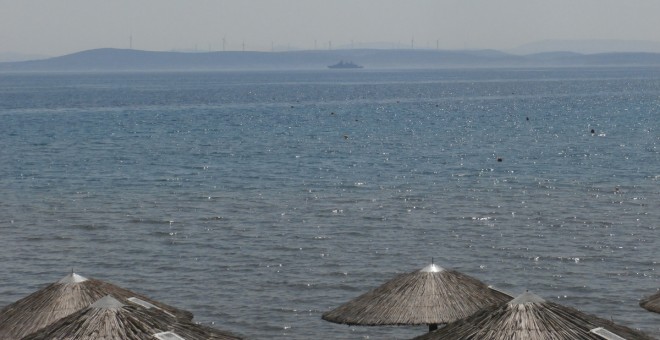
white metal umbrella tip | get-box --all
[90,295,125,309]
[420,264,444,273]
[57,272,89,284]
[509,291,546,305]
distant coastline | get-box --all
[2,48,660,72]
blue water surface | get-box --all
[0,68,658,339]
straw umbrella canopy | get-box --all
[0,273,193,340]
[322,263,513,331]
[412,291,654,340]
[640,290,660,314]
[22,295,243,340]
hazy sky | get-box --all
[2,0,660,56]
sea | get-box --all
[0,67,658,339]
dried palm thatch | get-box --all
[0,273,193,340]
[322,264,512,330]
[22,295,243,340]
[413,291,654,340]
[640,289,660,314]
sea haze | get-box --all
[0,68,658,339]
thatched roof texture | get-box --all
[0,273,193,340]
[322,264,512,326]
[640,289,660,314]
[413,291,654,340]
[22,295,243,340]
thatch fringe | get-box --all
[640,289,660,314]
[0,273,193,340]
[21,295,243,340]
[322,264,512,326]
[413,291,654,340]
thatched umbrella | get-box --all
[0,273,193,340]
[412,291,654,340]
[322,263,513,332]
[640,289,660,314]
[22,295,243,340]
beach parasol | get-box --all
[22,295,243,340]
[0,272,193,340]
[322,263,513,332]
[412,291,654,340]
[640,289,660,314]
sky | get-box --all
[2,0,660,57]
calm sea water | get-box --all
[0,68,658,339]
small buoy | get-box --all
[497,157,503,162]
[590,129,595,134]
[343,135,349,139]
[526,117,529,121]
[330,112,335,115]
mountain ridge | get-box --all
[2,48,660,72]
[509,39,660,55]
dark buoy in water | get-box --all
[497,157,503,162]
[591,129,595,134]
[331,112,335,115]
[526,117,529,121]
[343,134,349,140]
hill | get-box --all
[510,39,660,55]
[2,48,660,72]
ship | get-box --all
[328,60,363,69]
